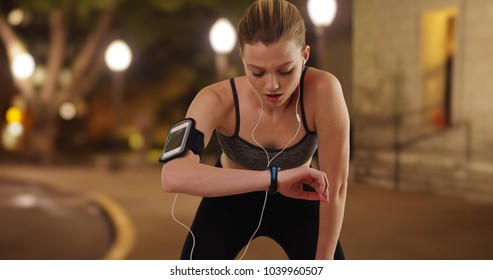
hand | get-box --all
[277,166,329,202]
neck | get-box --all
[246,79,300,118]
[263,85,300,119]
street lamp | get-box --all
[307,0,337,69]
[11,52,35,80]
[105,40,132,72]
[105,39,132,171]
[209,18,236,80]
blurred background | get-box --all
[0,0,492,260]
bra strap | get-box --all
[229,78,241,136]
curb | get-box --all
[0,175,136,260]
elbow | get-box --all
[161,157,202,195]
[161,177,175,193]
[329,180,348,203]
[161,164,180,193]
[337,180,348,200]
[161,171,174,193]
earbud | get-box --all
[296,113,301,123]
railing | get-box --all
[353,104,472,190]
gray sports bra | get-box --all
[216,67,318,171]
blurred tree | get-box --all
[0,0,122,163]
[0,0,250,163]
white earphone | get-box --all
[237,76,302,260]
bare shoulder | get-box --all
[186,79,235,138]
[303,68,348,130]
[192,80,232,109]
[304,68,343,103]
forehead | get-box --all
[242,39,301,68]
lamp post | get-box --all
[209,18,236,80]
[307,0,337,70]
[105,39,132,171]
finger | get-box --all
[311,172,329,202]
[314,172,327,195]
[296,190,325,201]
[298,173,318,186]
[297,170,328,200]
[318,178,329,202]
[318,191,329,202]
[324,173,330,201]
[299,171,325,191]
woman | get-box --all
[161,0,349,260]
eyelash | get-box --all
[252,69,293,77]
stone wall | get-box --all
[353,0,493,160]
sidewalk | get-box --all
[0,177,113,259]
[1,163,492,260]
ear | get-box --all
[302,45,311,65]
[239,47,244,60]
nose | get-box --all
[265,74,279,91]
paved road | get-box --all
[0,177,112,259]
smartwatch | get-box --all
[268,166,280,194]
[159,118,204,163]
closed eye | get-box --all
[250,67,293,78]
[279,69,293,76]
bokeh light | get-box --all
[105,40,132,72]
[307,0,337,27]
[6,107,23,123]
[11,52,35,79]
[128,132,145,151]
[209,18,237,54]
[7,8,26,26]
[59,102,77,121]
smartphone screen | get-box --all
[164,127,186,152]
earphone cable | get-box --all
[171,78,303,261]
[238,79,302,260]
[171,193,196,260]
[248,79,302,168]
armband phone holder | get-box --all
[159,118,204,163]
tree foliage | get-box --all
[0,0,253,162]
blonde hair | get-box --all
[238,0,306,52]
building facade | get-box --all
[352,0,493,202]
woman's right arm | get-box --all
[162,151,328,200]
[160,83,328,201]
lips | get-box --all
[265,93,282,103]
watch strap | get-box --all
[268,166,280,194]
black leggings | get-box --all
[180,161,345,260]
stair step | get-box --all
[353,149,493,203]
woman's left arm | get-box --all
[312,72,350,260]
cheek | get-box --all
[276,78,297,96]
[284,69,304,89]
